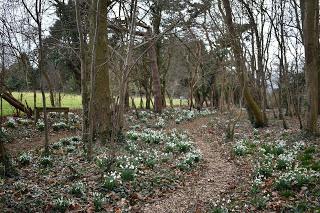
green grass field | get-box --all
[1,92,82,116]
[1,92,188,116]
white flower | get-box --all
[275,140,286,148]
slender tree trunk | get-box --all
[116,0,137,134]
[75,0,89,152]
[220,0,267,127]
[0,33,15,177]
[147,29,162,113]
[42,71,55,107]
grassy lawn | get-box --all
[1,92,81,116]
[1,92,188,116]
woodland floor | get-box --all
[0,109,319,212]
[142,117,238,213]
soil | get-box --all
[6,130,79,155]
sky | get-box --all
[0,0,305,82]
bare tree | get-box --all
[220,0,267,127]
[75,0,90,153]
[21,0,50,154]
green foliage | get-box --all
[176,151,202,171]
[176,141,192,153]
[250,184,261,195]
[140,129,165,144]
[0,129,10,143]
[145,156,157,168]
[291,201,309,213]
[210,207,228,213]
[17,118,31,126]
[126,130,139,140]
[298,146,318,170]
[52,122,68,131]
[261,142,285,156]
[103,176,117,190]
[275,178,291,191]
[93,192,106,211]
[52,142,62,150]
[257,165,273,178]
[52,196,72,212]
[6,118,16,128]
[275,169,319,191]
[39,156,53,168]
[66,145,76,153]
[6,75,25,91]
[18,152,32,166]
[70,182,86,197]
[250,196,267,210]
[36,121,45,131]
[276,153,294,170]
[95,155,114,173]
[279,190,294,198]
[233,139,256,156]
[121,168,135,182]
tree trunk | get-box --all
[303,0,319,134]
[147,29,162,113]
[0,91,32,117]
[75,0,90,152]
[220,0,267,127]
[88,0,112,159]
[42,71,55,107]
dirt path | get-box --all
[142,117,237,212]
